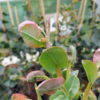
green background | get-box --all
[0,0,90,28]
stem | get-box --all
[78,0,87,37]
[80,0,87,25]
[71,0,79,29]
[56,66,63,77]
[35,83,42,100]
[60,85,68,97]
[71,0,78,22]
[46,39,51,49]
[90,0,95,39]
[78,0,84,22]
[40,0,47,34]
[28,0,36,22]
[82,82,92,100]
[55,0,60,41]
[66,63,71,80]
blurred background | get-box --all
[0,0,100,100]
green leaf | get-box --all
[70,70,79,76]
[54,95,69,100]
[19,21,46,48]
[49,90,65,100]
[88,91,97,100]
[39,47,68,74]
[82,60,98,84]
[37,77,64,95]
[22,30,45,48]
[26,71,49,82]
[64,75,80,100]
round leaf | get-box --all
[18,21,46,48]
[82,60,98,84]
[37,77,64,95]
[39,47,68,74]
[64,75,80,100]
[26,70,46,82]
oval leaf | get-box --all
[93,48,100,69]
[54,95,69,100]
[26,70,45,82]
[50,90,69,100]
[82,60,98,84]
[64,75,80,100]
[18,21,46,48]
[11,94,28,100]
[39,47,68,74]
[37,77,64,95]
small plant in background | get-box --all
[54,1,100,95]
[11,20,100,100]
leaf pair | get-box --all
[26,71,64,96]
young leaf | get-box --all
[26,70,48,82]
[11,93,28,100]
[93,48,100,69]
[18,21,46,48]
[82,60,98,84]
[37,77,64,95]
[64,75,80,100]
[39,47,68,74]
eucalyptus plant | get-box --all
[11,20,100,100]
